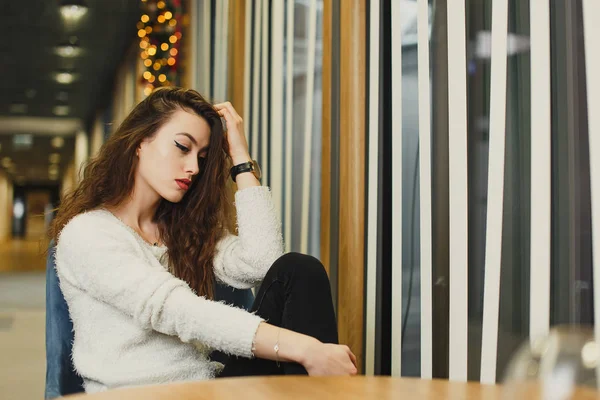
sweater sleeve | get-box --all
[213,186,284,289]
[55,213,263,358]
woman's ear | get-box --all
[136,142,143,157]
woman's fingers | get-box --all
[217,106,233,119]
[217,107,236,129]
[214,102,243,123]
[348,350,357,367]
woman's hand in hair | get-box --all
[214,102,251,165]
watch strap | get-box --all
[230,161,254,182]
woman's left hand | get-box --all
[214,102,251,165]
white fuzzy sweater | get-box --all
[55,186,284,393]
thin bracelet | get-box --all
[274,328,281,367]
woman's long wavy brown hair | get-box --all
[49,87,235,299]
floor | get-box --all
[0,238,48,400]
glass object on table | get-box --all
[502,326,599,399]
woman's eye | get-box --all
[174,141,190,153]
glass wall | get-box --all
[372,0,594,380]
[426,0,593,381]
[288,0,324,256]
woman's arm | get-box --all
[57,215,356,375]
[252,322,358,376]
[56,214,263,358]
[212,186,284,288]
[211,102,284,288]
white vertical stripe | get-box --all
[417,0,433,380]
[261,0,270,185]
[284,0,295,253]
[365,0,380,377]
[189,0,198,91]
[214,0,228,101]
[251,0,263,160]
[391,0,403,378]
[529,0,551,343]
[300,0,318,254]
[243,0,253,141]
[213,0,222,101]
[214,1,220,99]
[447,0,469,382]
[480,0,508,384]
[221,0,230,101]
[582,0,600,386]
[271,0,285,224]
[202,0,212,96]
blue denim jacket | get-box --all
[45,242,255,399]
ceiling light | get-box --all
[9,103,27,114]
[25,89,37,99]
[49,165,60,175]
[49,153,61,164]
[55,44,82,57]
[59,1,88,21]
[13,134,33,150]
[55,72,76,84]
[51,137,65,149]
[53,105,70,116]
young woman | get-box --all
[50,87,356,393]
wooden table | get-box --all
[63,376,600,399]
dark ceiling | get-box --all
[1,0,141,120]
[0,0,142,184]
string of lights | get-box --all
[137,0,183,96]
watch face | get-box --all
[252,160,262,181]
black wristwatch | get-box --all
[230,160,262,182]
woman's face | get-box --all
[137,109,211,203]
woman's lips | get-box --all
[175,179,190,190]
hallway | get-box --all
[0,239,48,399]
[0,238,49,273]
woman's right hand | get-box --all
[252,322,357,376]
[302,342,358,376]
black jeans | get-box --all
[218,252,338,377]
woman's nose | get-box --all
[185,158,200,176]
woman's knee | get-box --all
[271,252,328,282]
